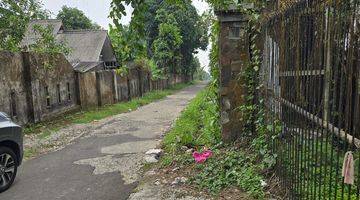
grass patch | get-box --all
[23,82,193,136]
[163,85,220,151]
[38,130,52,139]
[23,147,38,160]
[161,84,269,199]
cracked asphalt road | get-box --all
[0,83,205,200]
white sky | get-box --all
[42,0,211,72]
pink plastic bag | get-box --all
[192,150,212,163]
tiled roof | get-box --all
[21,19,63,47]
[21,20,117,65]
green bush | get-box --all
[162,85,268,199]
[163,85,220,151]
[193,149,265,199]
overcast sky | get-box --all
[42,0,211,72]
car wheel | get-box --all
[0,147,18,193]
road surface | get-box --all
[0,83,205,200]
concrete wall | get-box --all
[115,75,129,102]
[77,72,98,108]
[169,74,184,85]
[96,70,116,106]
[128,68,141,99]
[0,52,30,124]
[0,50,187,125]
[77,69,185,108]
[26,53,77,122]
[150,79,168,91]
[0,51,78,125]
[140,70,151,94]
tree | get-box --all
[56,6,101,30]
[169,1,208,78]
[30,24,71,55]
[110,0,211,80]
[192,57,210,81]
[109,25,146,66]
[152,9,182,74]
[29,24,71,68]
[0,0,50,51]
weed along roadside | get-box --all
[129,85,277,199]
[0,0,356,198]
[128,3,281,199]
[22,82,194,160]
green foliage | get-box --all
[110,0,148,35]
[278,136,360,199]
[193,57,210,81]
[56,6,100,30]
[30,25,71,55]
[110,0,210,79]
[168,1,209,77]
[135,57,165,80]
[115,67,129,77]
[110,0,148,66]
[109,25,146,65]
[160,2,280,198]
[29,24,71,68]
[208,17,220,86]
[162,85,271,198]
[152,9,183,74]
[193,149,265,199]
[163,85,221,151]
[0,0,50,51]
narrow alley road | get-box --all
[0,83,205,200]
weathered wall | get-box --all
[150,79,168,91]
[128,68,141,99]
[0,51,78,124]
[0,50,187,125]
[150,80,159,91]
[115,75,129,102]
[96,70,116,106]
[0,52,30,124]
[77,69,185,108]
[141,71,151,94]
[77,72,98,108]
[26,53,77,122]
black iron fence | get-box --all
[261,0,360,199]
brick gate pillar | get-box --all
[215,7,251,142]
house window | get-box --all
[45,86,51,108]
[228,22,245,40]
[56,84,61,104]
[67,82,71,101]
[10,91,17,118]
[229,27,240,38]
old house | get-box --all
[1,20,183,125]
[57,30,118,72]
[21,19,118,73]
[0,51,77,125]
[20,19,121,109]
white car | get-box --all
[0,112,23,193]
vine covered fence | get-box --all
[261,0,360,199]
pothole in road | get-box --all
[74,154,143,184]
[73,140,160,185]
